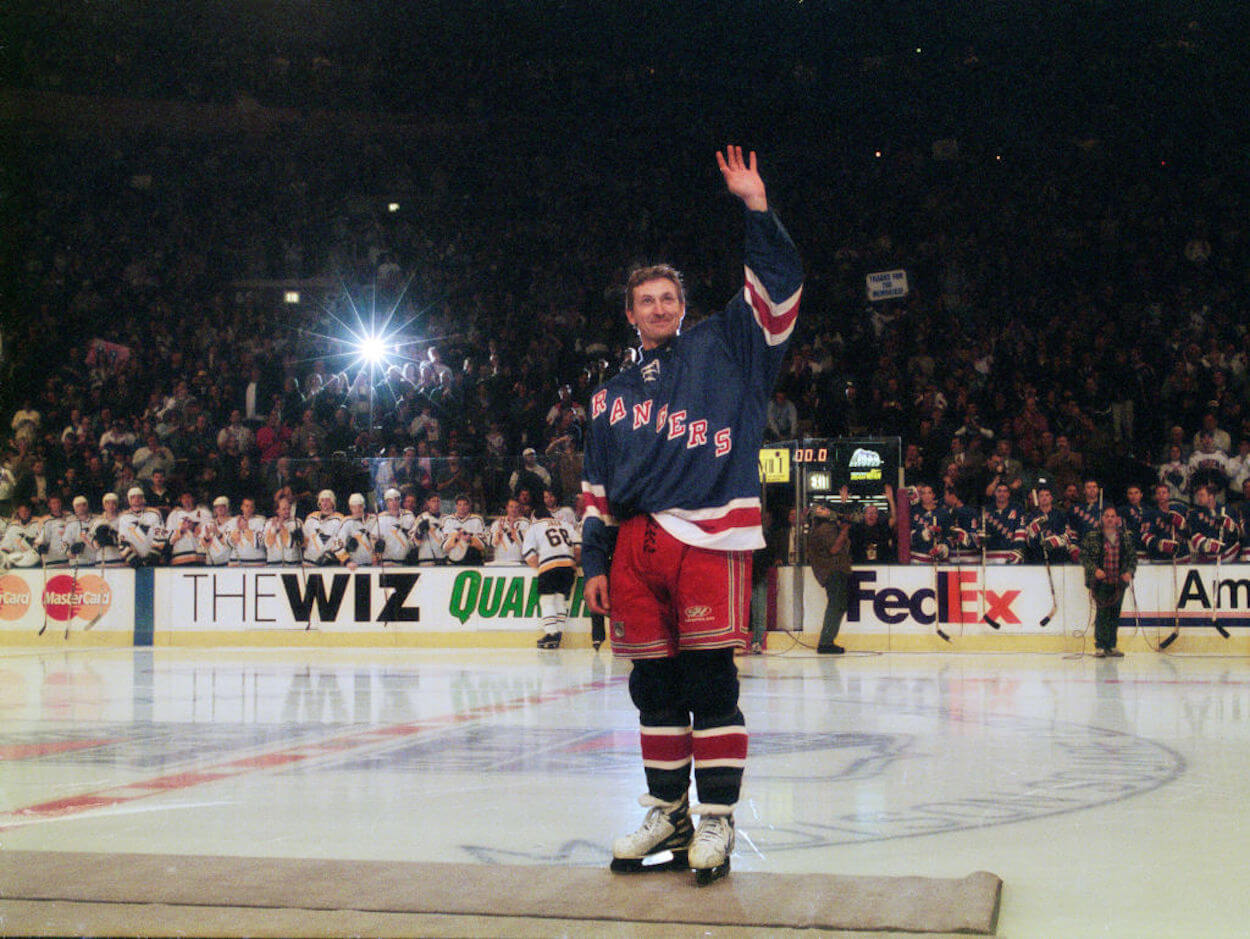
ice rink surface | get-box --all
[2,642,1248,937]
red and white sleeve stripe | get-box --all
[744,265,801,347]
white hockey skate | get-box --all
[610,793,693,873]
[688,804,735,886]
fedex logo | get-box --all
[847,570,1020,625]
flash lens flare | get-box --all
[358,335,388,365]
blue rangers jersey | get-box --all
[1186,505,1239,561]
[580,209,802,580]
[1066,500,1102,548]
[1142,503,1187,559]
[946,504,979,560]
[1025,508,1070,563]
[983,503,1026,559]
[910,504,952,562]
[1119,501,1155,557]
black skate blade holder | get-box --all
[609,848,689,874]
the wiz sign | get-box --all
[178,571,421,624]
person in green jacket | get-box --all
[1079,505,1138,658]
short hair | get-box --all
[626,264,685,311]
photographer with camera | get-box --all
[808,502,852,655]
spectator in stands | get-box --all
[1188,432,1232,503]
[766,390,799,442]
[132,433,175,481]
[1045,435,1084,496]
[1193,413,1231,456]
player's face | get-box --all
[319,497,334,513]
[1127,488,1141,506]
[995,486,1009,507]
[129,494,144,511]
[386,497,400,512]
[1084,481,1099,503]
[1038,491,1053,512]
[627,277,685,350]
[242,500,255,517]
[456,499,470,517]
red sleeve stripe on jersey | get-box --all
[581,487,617,525]
[744,266,801,347]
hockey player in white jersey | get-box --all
[35,495,70,567]
[202,496,235,566]
[303,489,346,565]
[488,497,529,564]
[90,493,125,566]
[339,493,379,568]
[117,487,166,567]
[375,488,416,565]
[441,495,486,565]
[0,503,41,569]
[62,496,99,567]
[264,496,302,564]
[523,502,581,649]
[167,490,211,565]
[413,492,447,565]
[225,496,267,566]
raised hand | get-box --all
[716,146,768,212]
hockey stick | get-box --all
[1039,542,1057,627]
[36,549,50,636]
[980,506,1001,630]
[1213,505,1229,639]
[933,550,951,643]
[1159,523,1182,650]
[81,554,108,631]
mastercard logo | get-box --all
[0,574,33,621]
[41,574,113,623]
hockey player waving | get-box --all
[581,147,802,885]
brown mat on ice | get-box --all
[0,850,1001,935]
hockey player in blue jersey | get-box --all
[1066,478,1103,563]
[942,486,979,563]
[983,483,1026,563]
[909,483,952,563]
[581,147,801,886]
[1119,484,1155,560]
[1187,482,1239,562]
[1025,485,1071,564]
[1142,482,1187,560]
